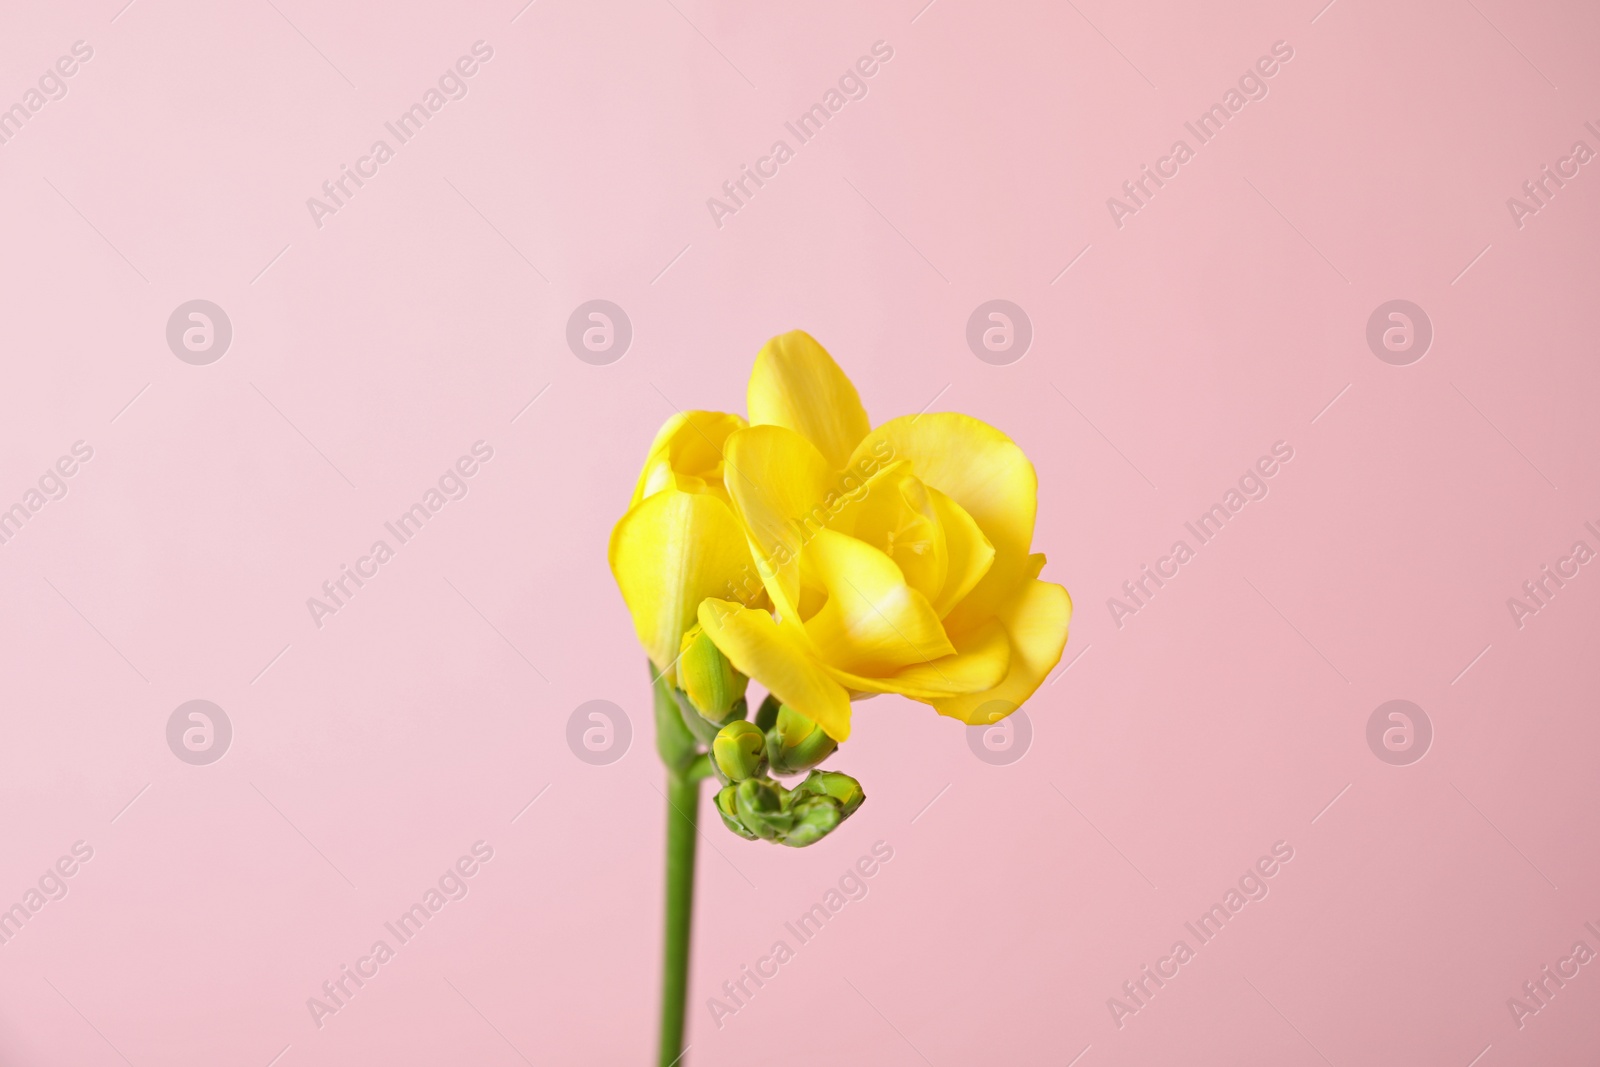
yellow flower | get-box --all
[608,410,755,678]
[692,330,1072,743]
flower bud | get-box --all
[797,769,865,818]
[712,768,867,845]
[783,795,844,847]
[712,720,767,782]
[678,625,748,722]
[731,778,793,841]
[714,785,759,840]
[765,705,837,776]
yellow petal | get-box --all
[748,331,870,470]
[698,599,853,741]
[939,547,1041,639]
[925,486,994,617]
[608,489,751,672]
[931,575,1073,725]
[631,411,746,508]
[825,617,1009,699]
[826,462,948,605]
[722,424,834,622]
[801,529,956,674]
[849,413,1036,558]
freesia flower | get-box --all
[612,329,1071,745]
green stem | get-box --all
[658,771,700,1067]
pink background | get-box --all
[1,0,1598,1063]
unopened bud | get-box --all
[712,720,767,781]
[797,770,865,818]
[678,625,748,722]
[732,778,794,842]
[765,705,837,776]
[783,795,844,847]
[710,763,867,846]
[714,785,759,840]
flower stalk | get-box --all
[657,764,699,1067]
[654,668,701,1067]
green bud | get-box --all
[797,770,865,817]
[712,720,767,781]
[732,778,793,841]
[765,705,837,776]
[714,785,759,840]
[782,795,844,847]
[678,625,748,722]
[711,764,867,846]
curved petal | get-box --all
[926,485,994,618]
[723,424,834,622]
[848,413,1036,559]
[631,410,746,508]
[824,617,1009,699]
[698,599,853,741]
[931,574,1073,725]
[939,547,1041,639]
[826,462,947,605]
[748,331,870,470]
[608,489,752,672]
[801,529,956,674]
